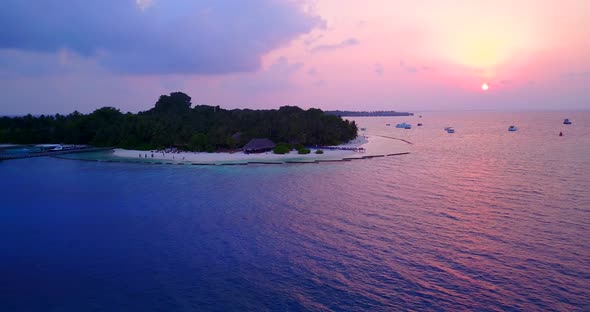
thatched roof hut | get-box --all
[243,138,275,153]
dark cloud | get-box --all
[311,38,359,53]
[0,0,323,75]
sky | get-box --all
[1,0,589,114]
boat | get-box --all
[563,118,572,125]
[396,122,411,128]
[508,126,518,132]
[360,127,367,131]
[417,123,423,126]
[446,128,455,133]
[404,124,412,129]
[444,127,452,131]
[386,124,391,126]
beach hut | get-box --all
[243,138,276,153]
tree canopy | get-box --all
[0,92,358,151]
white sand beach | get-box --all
[111,135,410,164]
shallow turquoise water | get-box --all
[1,112,589,311]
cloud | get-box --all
[421,66,436,72]
[312,80,326,87]
[564,71,590,79]
[304,34,324,46]
[500,79,512,84]
[374,63,383,76]
[307,67,318,76]
[135,0,154,11]
[400,61,436,74]
[0,0,324,75]
[399,61,417,73]
[221,56,303,93]
[311,38,359,53]
[0,49,105,79]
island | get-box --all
[325,110,413,117]
[0,92,358,151]
[0,92,414,164]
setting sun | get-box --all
[482,83,489,91]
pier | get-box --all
[0,147,112,161]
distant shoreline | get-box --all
[325,110,413,117]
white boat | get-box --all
[563,118,572,125]
[396,122,411,129]
[446,128,455,133]
[508,126,518,132]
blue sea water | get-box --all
[1,112,589,311]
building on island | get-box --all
[243,138,275,154]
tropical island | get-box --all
[0,92,358,153]
[0,92,413,164]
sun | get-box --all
[481,83,489,91]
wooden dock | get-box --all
[0,147,112,161]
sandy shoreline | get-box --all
[111,135,409,165]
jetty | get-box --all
[0,147,112,161]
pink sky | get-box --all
[1,0,589,114]
[253,0,590,111]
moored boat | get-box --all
[508,126,518,132]
[563,118,572,125]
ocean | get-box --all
[1,112,589,311]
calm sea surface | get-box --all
[1,112,589,311]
